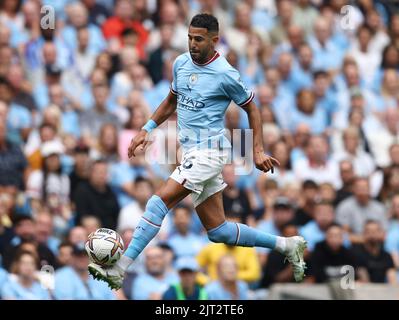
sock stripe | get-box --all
[234,223,240,245]
[142,216,161,228]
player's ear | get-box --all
[210,34,219,46]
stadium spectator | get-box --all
[162,256,207,300]
[2,216,56,271]
[256,197,295,264]
[1,0,399,300]
[205,255,249,300]
[309,223,359,283]
[261,223,307,288]
[34,210,60,256]
[1,250,50,300]
[197,216,261,283]
[336,177,387,243]
[79,83,120,148]
[56,241,73,268]
[68,143,90,198]
[352,220,397,284]
[222,164,253,225]
[293,135,341,188]
[130,246,178,300]
[54,242,115,300]
[167,204,206,259]
[73,160,120,230]
[335,160,356,206]
[26,140,70,206]
[300,200,337,252]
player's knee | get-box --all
[144,195,169,224]
[207,221,236,245]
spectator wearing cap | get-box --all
[261,223,308,288]
[54,242,115,300]
[73,160,120,230]
[205,255,249,300]
[0,118,27,190]
[336,177,387,244]
[352,220,397,284]
[26,140,70,206]
[162,257,207,300]
[24,123,59,171]
[197,216,260,283]
[30,45,68,111]
[1,250,51,300]
[256,197,295,266]
[167,205,206,260]
[131,246,178,300]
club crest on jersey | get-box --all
[189,73,198,85]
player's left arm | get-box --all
[241,101,280,173]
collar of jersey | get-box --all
[192,51,220,66]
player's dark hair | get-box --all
[190,13,219,33]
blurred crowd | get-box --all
[1,0,399,300]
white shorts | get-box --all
[170,148,229,207]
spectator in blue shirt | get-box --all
[206,255,249,300]
[288,89,328,135]
[131,246,178,300]
[167,204,206,259]
[1,250,51,300]
[54,242,115,300]
[300,200,336,251]
[0,267,8,295]
[163,256,207,300]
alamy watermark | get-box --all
[340,5,357,31]
[40,5,55,30]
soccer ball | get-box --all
[85,228,124,267]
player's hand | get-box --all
[254,151,280,173]
[128,130,150,158]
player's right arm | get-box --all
[128,91,177,158]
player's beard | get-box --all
[190,47,208,64]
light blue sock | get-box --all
[207,221,277,249]
[124,195,169,260]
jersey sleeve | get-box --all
[221,69,254,107]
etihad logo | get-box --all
[177,93,205,111]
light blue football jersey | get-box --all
[171,51,254,151]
